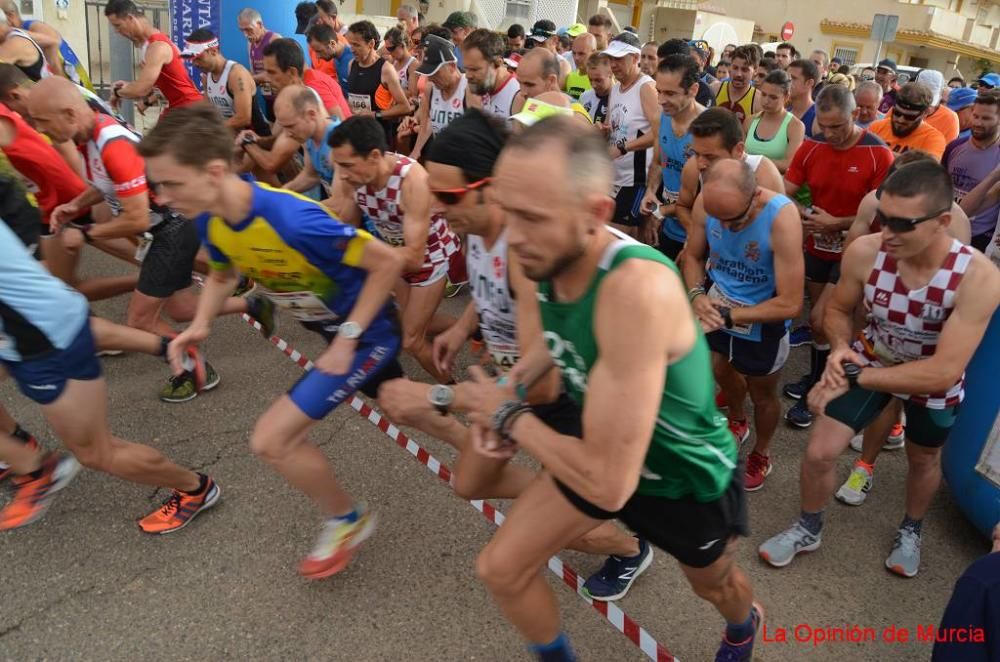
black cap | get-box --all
[295,2,318,34]
[529,19,557,42]
[416,34,457,76]
[877,58,897,73]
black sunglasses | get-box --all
[892,105,926,121]
[716,192,756,224]
[875,206,950,233]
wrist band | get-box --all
[491,400,531,439]
[687,286,705,302]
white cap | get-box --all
[916,69,945,107]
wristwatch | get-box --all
[338,321,362,340]
[718,306,734,329]
[842,361,862,388]
[428,384,455,415]
[615,138,628,156]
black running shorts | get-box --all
[137,216,201,298]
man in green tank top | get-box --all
[457,117,762,661]
[563,33,595,100]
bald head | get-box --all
[702,159,758,222]
[274,84,323,116]
[27,76,93,144]
[571,33,596,71]
[517,48,561,98]
[30,76,88,114]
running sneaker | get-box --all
[743,452,772,492]
[137,474,220,534]
[885,423,905,450]
[714,602,764,662]
[246,294,276,339]
[784,400,814,429]
[885,527,921,578]
[0,431,40,482]
[299,505,376,579]
[0,453,81,530]
[758,522,822,568]
[789,325,812,347]
[728,418,750,445]
[581,538,653,601]
[159,360,221,404]
[781,373,811,400]
[715,390,728,411]
[444,280,466,298]
[835,463,873,506]
[233,274,256,297]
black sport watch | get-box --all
[842,361,862,388]
[718,306,733,329]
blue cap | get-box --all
[978,72,1000,88]
[947,87,977,111]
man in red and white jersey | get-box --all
[329,116,460,383]
[760,161,1000,579]
[104,0,202,115]
[28,76,253,403]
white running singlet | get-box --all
[206,60,236,119]
[608,74,653,192]
[429,76,468,136]
[480,75,520,122]
[466,231,518,370]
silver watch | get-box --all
[428,384,455,415]
[338,321,362,339]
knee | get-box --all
[475,542,535,597]
[907,447,941,471]
[809,304,825,333]
[249,424,288,463]
[453,470,489,501]
[803,439,839,469]
[401,329,425,354]
[126,306,157,332]
[73,444,111,473]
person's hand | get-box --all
[50,202,80,230]
[469,421,519,460]
[234,130,258,147]
[807,380,848,416]
[608,143,623,160]
[640,189,659,217]
[820,346,867,391]
[110,80,125,109]
[376,378,434,425]
[432,326,466,376]
[597,121,611,136]
[167,324,210,376]
[397,116,417,138]
[638,214,659,247]
[60,226,86,252]
[457,365,518,428]
[314,336,356,375]
[692,294,724,332]
[802,206,839,234]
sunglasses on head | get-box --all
[875,206,949,233]
[430,177,491,205]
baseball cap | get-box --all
[511,98,573,127]
[947,87,978,111]
[602,32,642,58]
[529,19,557,42]
[295,2,318,35]
[558,23,587,38]
[688,39,709,59]
[978,72,1000,89]
[916,69,945,106]
[180,29,219,58]
[503,51,522,70]
[876,58,897,73]
[443,11,475,30]
[416,34,458,76]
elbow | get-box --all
[930,367,964,394]
[593,476,640,512]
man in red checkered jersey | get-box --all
[328,116,461,382]
[759,161,1000,579]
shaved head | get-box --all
[702,158,759,224]
[28,76,93,144]
[517,48,560,97]
[703,158,756,197]
[30,76,89,114]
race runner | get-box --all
[0,14,55,82]
[410,34,471,161]
[140,103,405,579]
[377,109,653,602]
[1,0,92,89]
[181,28,267,134]
[711,45,760,123]
[759,160,1000,578]
[463,28,521,122]
[276,85,341,197]
[329,116,461,383]
[457,116,761,660]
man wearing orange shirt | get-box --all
[869,82,947,160]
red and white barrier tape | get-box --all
[236,313,677,661]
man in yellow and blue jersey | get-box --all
[139,103,405,581]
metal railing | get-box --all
[84,0,171,99]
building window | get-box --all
[831,44,860,66]
[505,0,531,21]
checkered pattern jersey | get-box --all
[354,154,459,283]
[856,239,973,408]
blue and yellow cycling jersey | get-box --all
[195,181,396,341]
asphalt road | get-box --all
[0,249,989,661]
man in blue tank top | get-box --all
[274,85,340,197]
[682,159,805,492]
[641,54,705,260]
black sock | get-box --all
[157,336,170,360]
[809,344,830,386]
[901,515,923,536]
[472,328,483,342]
[183,473,208,495]
[800,510,824,535]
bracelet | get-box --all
[491,400,531,439]
[687,286,705,302]
[79,225,94,243]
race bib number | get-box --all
[261,290,338,322]
[707,283,756,338]
[813,231,845,254]
[349,93,373,114]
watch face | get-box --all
[339,321,361,339]
[429,384,454,406]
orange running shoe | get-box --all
[137,474,220,534]
[0,431,41,483]
[0,453,81,530]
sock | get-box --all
[157,336,170,359]
[901,515,922,536]
[11,424,32,444]
[472,328,484,342]
[330,508,359,524]
[182,473,208,495]
[800,510,824,535]
[725,612,755,643]
[246,296,261,320]
[855,459,875,474]
[529,633,576,662]
[809,343,831,386]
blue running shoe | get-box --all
[789,325,812,347]
[785,399,814,429]
[781,373,811,400]
[715,602,764,661]
[581,538,653,601]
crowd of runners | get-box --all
[0,0,999,659]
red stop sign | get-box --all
[781,21,795,41]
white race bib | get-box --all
[349,93,373,114]
[813,231,845,254]
[707,283,754,336]
[261,290,338,322]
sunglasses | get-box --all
[716,192,756,224]
[875,206,950,233]
[893,106,926,121]
[430,177,490,205]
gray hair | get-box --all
[811,49,829,67]
[237,8,263,24]
[854,80,882,100]
[398,4,418,19]
[816,83,856,116]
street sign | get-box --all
[871,14,899,43]
[781,21,794,41]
